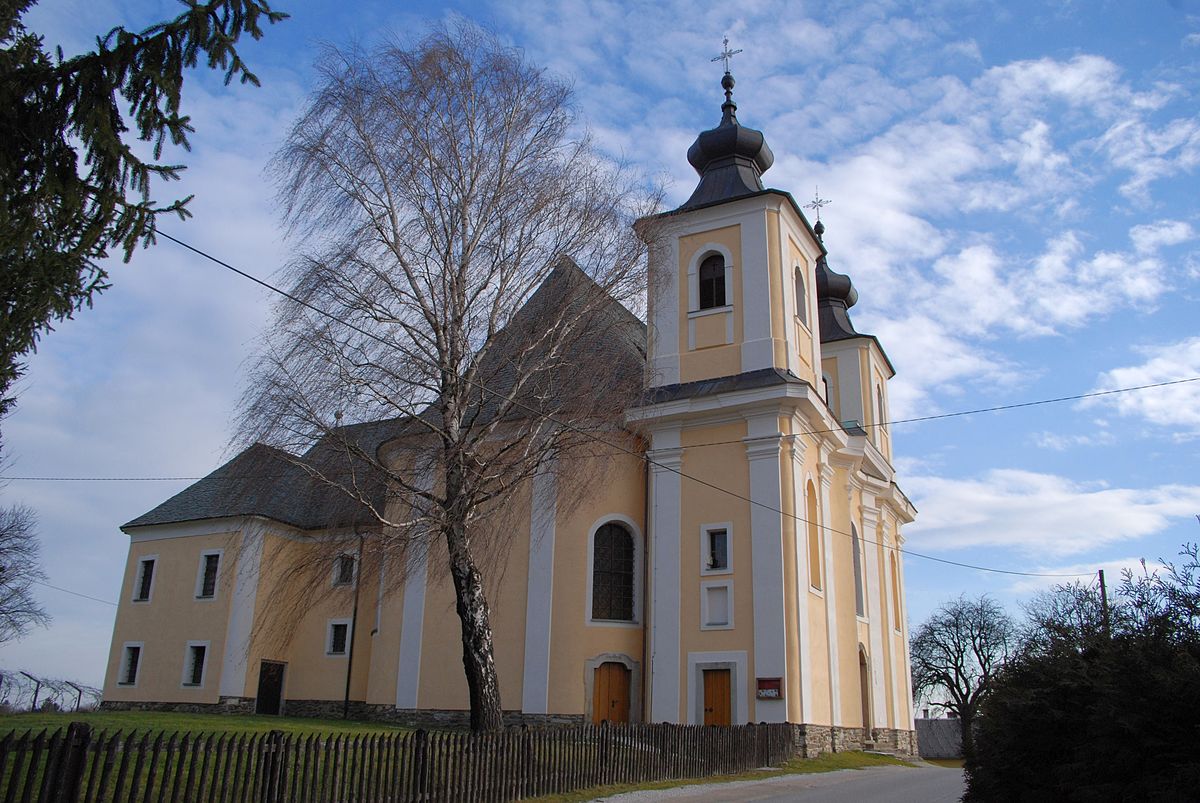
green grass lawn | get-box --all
[529,750,915,802]
[0,709,412,736]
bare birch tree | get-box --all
[238,23,658,731]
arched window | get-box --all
[852,524,865,617]
[876,386,887,440]
[698,253,726,310]
[592,522,635,621]
[806,481,822,591]
[794,266,807,326]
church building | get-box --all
[102,63,917,755]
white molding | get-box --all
[686,650,748,725]
[395,542,429,707]
[521,469,558,714]
[585,514,644,627]
[699,580,734,630]
[648,426,683,722]
[699,521,733,576]
[219,521,265,698]
[790,441,813,722]
[739,212,773,372]
[180,640,211,688]
[648,235,681,387]
[117,641,144,688]
[125,517,252,541]
[131,554,158,603]
[744,413,788,723]
[819,471,842,725]
[326,617,352,657]
[193,548,223,601]
[860,501,888,729]
[686,242,735,313]
[583,653,643,723]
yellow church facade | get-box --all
[102,69,917,755]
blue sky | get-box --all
[3,0,1199,689]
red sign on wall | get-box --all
[756,677,783,699]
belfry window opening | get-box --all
[698,253,726,310]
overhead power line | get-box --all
[33,580,118,607]
[75,231,1113,576]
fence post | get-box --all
[411,729,428,800]
[52,722,92,803]
[260,729,285,803]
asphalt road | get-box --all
[598,764,965,802]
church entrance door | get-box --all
[255,660,285,715]
[703,668,731,726]
[592,661,631,723]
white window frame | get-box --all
[118,641,144,687]
[687,243,735,314]
[180,640,210,688]
[331,552,358,587]
[585,514,644,628]
[194,549,224,600]
[326,617,353,657]
[700,580,734,630]
[132,555,157,603]
[699,522,733,576]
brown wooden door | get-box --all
[592,662,631,723]
[703,669,731,726]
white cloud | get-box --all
[1184,33,1200,48]
[1084,337,1200,434]
[1129,220,1195,255]
[1031,429,1115,451]
[1007,556,1145,595]
[905,469,1200,556]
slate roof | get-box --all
[915,718,963,759]
[124,261,646,532]
[638,366,809,406]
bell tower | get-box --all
[641,63,825,393]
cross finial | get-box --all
[711,36,743,74]
[803,186,832,221]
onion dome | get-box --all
[679,71,774,210]
[814,221,861,342]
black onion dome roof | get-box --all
[813,221,862,342]
[679,72,774,210]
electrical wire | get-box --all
[32,580,117,607]
[41,230,1116,578]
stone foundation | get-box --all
[101,697,255,715]
[870,727,918,756]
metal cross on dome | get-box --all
[712,36,742,73]
[804,186,832,221]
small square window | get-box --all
[183,643,207,686]
[700,523,733,576]
[327,621,350,655]
[196,552,221,599]
[119,644,142,686]
[133,558,155,602]
[333,555,356,587]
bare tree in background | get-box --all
[0,502,50,644]
[238,23,657,731]
[911,594,1016,758]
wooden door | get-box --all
[592,662,631,723]
[703,669,731,726]
[255,661,285,715]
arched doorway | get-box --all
[592,661,631,723]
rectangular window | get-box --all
[333,554,356,587]
[328,621,349,655]
[707,529,728,571]
[700,523,733,576]
[701,581,733,629]
[134,558,155,602]
[120,644,141,685]
[184,644,207,686]
[196,552,221,599]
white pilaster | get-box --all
[395,472,434,709]
[744,413,788,723]
[648,426,683,722]
[521,468,558,714]
[740,213,775,371]
[819,463,842,725]
[788,436,813,721]
[219,519,265,698]
[860,499,888,729]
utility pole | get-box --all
[1098,569,1111,637]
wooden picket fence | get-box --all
[0,720,797,802]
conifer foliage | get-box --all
[0,0,286,418]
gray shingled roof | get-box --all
[637,366,809,406]
[124,261,646,532]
